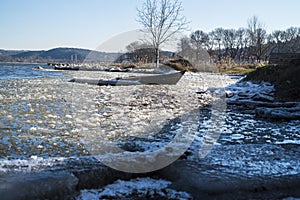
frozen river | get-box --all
[0,63,299,199]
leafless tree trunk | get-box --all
[191,30,209,61]
[221,29,239,60]
[206,32,215,59]
[247,16,269,62]
[236,28,246,61]
[212,28,224,61]
[137,0,189,67]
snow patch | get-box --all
[226,81,275,103]
[76,177,192,200]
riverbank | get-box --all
[0,68,299,199]
[243,64,300,102]
[1,144,300,199]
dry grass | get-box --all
[164,58,197,72]
[219,66,256,75]
[216,58,268,75]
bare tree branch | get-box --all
[137,0,189,67]
[247,16,269,61]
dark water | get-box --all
[0,63,63,79]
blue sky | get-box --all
[1,0,299,50]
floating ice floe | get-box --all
[76,177,192,200]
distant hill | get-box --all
[12,50,44,59]
[0,49,28,62]
[0,49,26,56]
[0,47,121,63]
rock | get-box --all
[229,100,300,120]
[251,93,274,102]
[164,58,196,72]
[196,88,208,94]
[156,144,300,199]
[256,107,300,120]
[227,99,299,109]
[33,66,44,70]
[225,90,234,98]
[227,79,299,120]
[0,171,78,200]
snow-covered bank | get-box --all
[226,80,300,120]
[1,144,300,199]
[1,144,299,177]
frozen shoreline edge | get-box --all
[1,144,300,199]
[1,72,300,199]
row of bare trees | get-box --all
[178,16,300,64]
[136,0,299,67]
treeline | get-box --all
[178,16,300,65]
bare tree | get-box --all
[190,30,209,61]
[270,30,284,53]
[222,29,238,59]
[281,27,300,52]
[235,28,246,61]
[177,36,210,71]
[177,36,193,58]
[137,0,189,67]
[269,27,300,53]
[206,32,215,58]
[211,28,224,60]
[285,27,299,41]
[247,16,269,61]
[178,36,197,64]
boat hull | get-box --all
[69,71,185,86]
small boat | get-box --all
[54,66,80,71]
[69,71,185,86]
